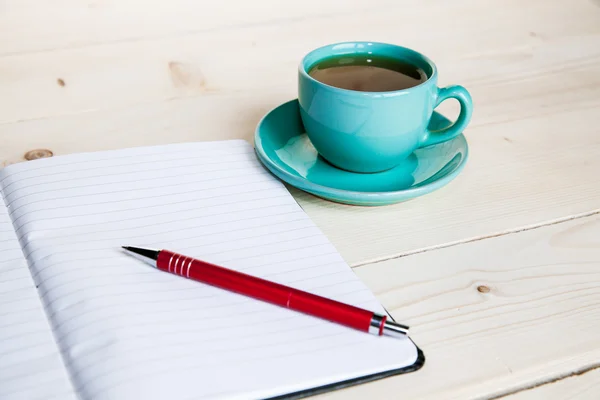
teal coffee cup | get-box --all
[298,41,473,173]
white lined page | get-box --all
[0,140,417,400]
[0,190,76,399]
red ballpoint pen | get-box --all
[122,246,409,338]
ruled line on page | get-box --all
[3,159,264,205]
[65,291,378,382]
[119,336,390,400]
[18,192,298,249]
[2,150,269,209]
[23,206,305,261]
[0,349,69,374]
[34,241,353,350]
[0,295,48,317]
[1,149,254,196]
[0,258,30,267]
[38,257,349,328]
[46,276,362,348]
[73,302,379,392]
[27,211,318,282]
[1,140,418,400]
[35,228,324,275]
[35,248,339,310]
[5,162,274,213]
[0,327,65,345]
[9,176,279,228]
[0,140,249,186]
[0,197,77,400]
[83,329,387,398]
[35,247,339,305]
[36,249,342,322]
[40,240,336,282]
[9,173,289,239]
[29,217,316,293]
[0,372,76,400]
[51,278,370,347]
[17,199,299,256]
[7,170,279,220]
[44,256,364,333]
[9,179,281,232]
[32,244,336,315]
[32,240,334,290]
[49,262,380,390]
[172,333,374,400]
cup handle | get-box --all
[420,85,473,147]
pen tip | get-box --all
[120,246,160,262]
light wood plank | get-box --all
[313,214,600,399]
[2,0,599,398]
[294,104,600,266]
[0,0,600,265]
[0,0,598,123]
[0,0,399,55]
[502,368,600,400]
[2,101,599,267]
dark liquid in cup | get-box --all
[308,54,427,92]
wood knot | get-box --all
[24,149,54,160]
[168,61,206,91]
[477,285,491,293]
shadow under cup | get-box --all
[298,41,472,173]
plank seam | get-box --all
[490,362,600,400]
[351,209,600,268]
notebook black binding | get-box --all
[265,310,425,400]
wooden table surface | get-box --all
[1,0,599,398]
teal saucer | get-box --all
[254,99,468,206]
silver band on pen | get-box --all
[369,313,409,338]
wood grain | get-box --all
[1,0,598,123]
[1,0,599,265]
[502,368,600,400]
[313,214,600,399]
[2,101,599,267]
[1,0,600,397]
[0,0,399,55]
[292,106,600,266]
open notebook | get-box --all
[0,140,423,400]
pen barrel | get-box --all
[157,250,375,333]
